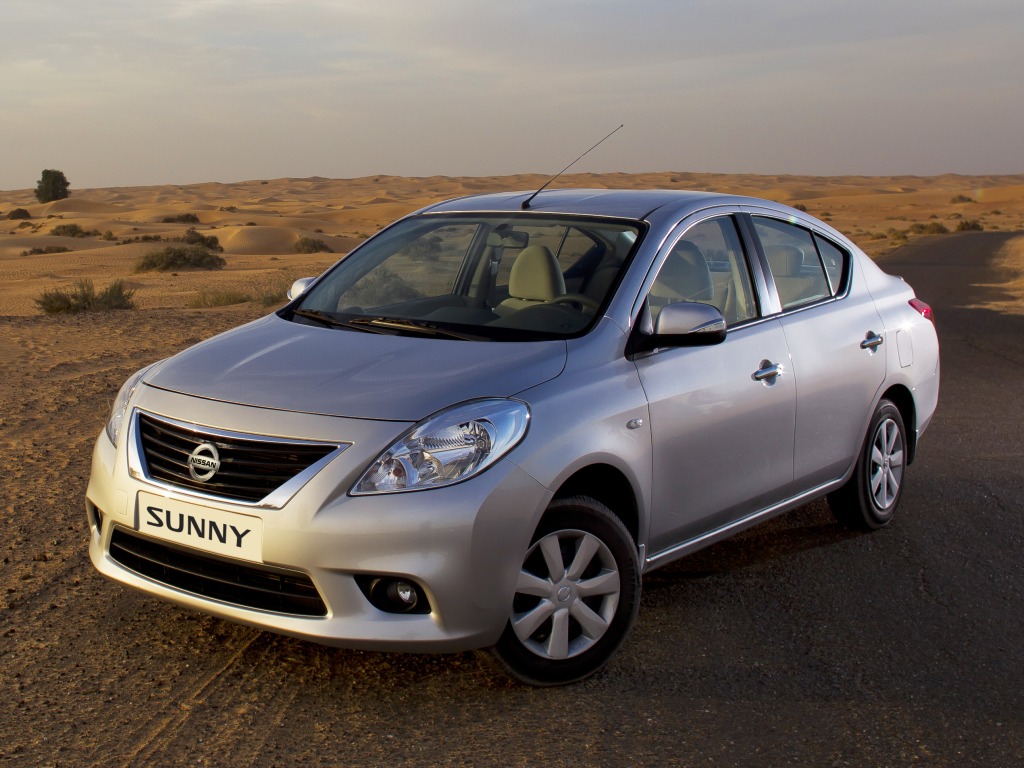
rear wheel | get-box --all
[484,496,640,686]
[829,398,907,530]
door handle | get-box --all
[753,361,781,381]
[860,332,884,350]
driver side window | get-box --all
[649,216,757,326]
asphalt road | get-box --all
[1,232,1022,767]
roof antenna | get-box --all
[521,124,624,210]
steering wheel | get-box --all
[547,293,601,313]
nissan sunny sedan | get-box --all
[86,189,939,685]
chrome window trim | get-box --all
[629,206,763,328]
[743,211,856,316]
[127,410,349,509]
[810,232,854,301]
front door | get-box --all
[638,320,797,554]
[634,214,797,556]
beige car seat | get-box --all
[495,245,566,316]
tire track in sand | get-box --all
[82,629,262,768]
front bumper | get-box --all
[86,387,551,653]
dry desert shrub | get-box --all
[21,246,71,256]
[255,283,290,307]
[294,237,333,254]
[186,275,294,309]
[246,273,297,307]
[119,234,164,245]
[50,223,100,238]
[180,227,223,251]
[35,279,135,314]
[162,213,201,224]
[956,220,984,232]
[887,228,909,245]
[908,222,950,235]
[6,208,31,220]
[258,290,288,307]
[135,245,226,272]
[187,288,251,308]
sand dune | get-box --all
[2,171,1023,317]
[218,226,301,254]
[41,198,127,216]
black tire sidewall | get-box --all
[859,400,906,525]
[489,496,640,686]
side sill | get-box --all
[642,478,845,573]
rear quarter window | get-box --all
[812,233,850,296]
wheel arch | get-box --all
[880,383,917,463]
[551,463,641,550]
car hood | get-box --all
[144,314,567,421]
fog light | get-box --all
[356,575,431,614]
[388,581,418,610]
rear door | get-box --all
[747,214,886,489]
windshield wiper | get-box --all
[292,308,354,329]
[349,317,485,341]
[293,309,399,335]
[293,310,482,340]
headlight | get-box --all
[104,364,156,445]
[352,399,530,495]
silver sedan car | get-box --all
[86,189,939,685]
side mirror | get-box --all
[287,277,317,301]
[633,301,727,352]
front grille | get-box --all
[110,527,327,616]
[137,412,337,504]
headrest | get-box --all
[508,245,565,301]
[765,244,804,277]
[651,240,713,302]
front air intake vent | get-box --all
[136,412,338,504]
[110,528,327,616]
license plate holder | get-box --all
[136,491,263,563]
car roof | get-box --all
[421,188,763,221]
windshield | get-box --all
[289,213,643,341]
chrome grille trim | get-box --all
[128,410,347,508]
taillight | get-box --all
[909,298,934,322]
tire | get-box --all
[828,398,908,530]
[483,496,640,686]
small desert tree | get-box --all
[35,169,71,203]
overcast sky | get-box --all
[2,0,1022,190]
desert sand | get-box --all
[3,171,1024,318]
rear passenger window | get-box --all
[752,217,831,310]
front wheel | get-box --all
[483,496,640,686]
[828,398,908,530]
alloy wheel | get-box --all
[511,528,621,660]
[869,417,904,511]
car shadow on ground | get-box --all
[640,500,862,589]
